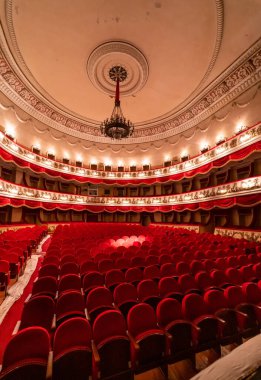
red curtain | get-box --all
[0,141,260,185]
[0,194,259,212]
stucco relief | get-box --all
[0,43,261,144]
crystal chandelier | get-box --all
[100,66,134,140]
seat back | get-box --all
[114,282,138,304]
[20,295,55,331]
[224,285,246,308]
[137,279,159,300]
[58,274,81,294]
[31,276,57,298]
[86,286,113,312]
[158,277,179,297]
[82,271,104,293]
[105,269,125,289]
[125,267,143,283]
[182,293,207,320]
[60,262,79,277]
[53,317,92,380]
[204,289,228,313]
[143,265,160,280]
[156,298,182,327]
[56,290,85,324]
[242,282,261,304]
[38,264,59,279]
[1,327,50,380]
[127,303,157,338]
[93,310,127,345]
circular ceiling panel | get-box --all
[87,41,149,97]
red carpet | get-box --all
[0,257,42,364]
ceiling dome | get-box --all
[0,0,260,160]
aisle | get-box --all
[0,235,51,364]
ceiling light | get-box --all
[100,66,134,140]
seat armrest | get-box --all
[51,314,56,330]
[85,308,91,321]
[25,294,31,303]
[91,340,101,365]
[127,331,140,352]
[164,331,173,355]
[46,351,53,380]
[235,309,248,329]
[12,320,21,335]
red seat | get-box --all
[241,282,261,324]
[160,263,176,277]
[98,259,114,274]
[226,256,237,267]
[237,255,249,266]
[0,260,10,296]
[252,263,261,278]
[38,264,59,279]
[225,268,243,285]
[80,260,98,277]
[156,298,195,366]
[105,269,125,291]
[158,277,182,301]
[203,259,216,272]
[114,257,131,271]
[60,262,79,277]
[204,289,242,345]
[145,255,159,266]
[125,267,143,285]
[56,290,86,326]
[4,253,21,280]
[143,265,160,281]
[137,279,161,309]
[19,295,55,332]
[127,303,167,375]
[131,256,145,268]
[239,265,256,282]
[176,261,190,275]
[190,260,204,275]
[82,271,104,295]
[31,276,57,299]
[178,274,200,294]
[53,317,92,380]
[114,282,138,317]
[195,271,215,291]
[224,285,260,338]
[182,293,223,354]
[0,327,50,380]
[60,254,75,266]
[42,255,60,266]
[215,258,227,270]
[93,310,132,380]
[86,286,114,322]
[210,270,231,288]
[159,254,172,265]
[58,274,82,294]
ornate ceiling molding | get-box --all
[87,41,149,97]
[0,0,260,144]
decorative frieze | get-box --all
[0,176,260,207]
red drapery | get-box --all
[0,141,260,185]
[0,194,259,212]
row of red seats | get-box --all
[42,252,261,277]
[3,282,261,380]
[31,267,261,322]
[37,259,261,292]
[0,226,48,296]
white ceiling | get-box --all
[0,0,261,165]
